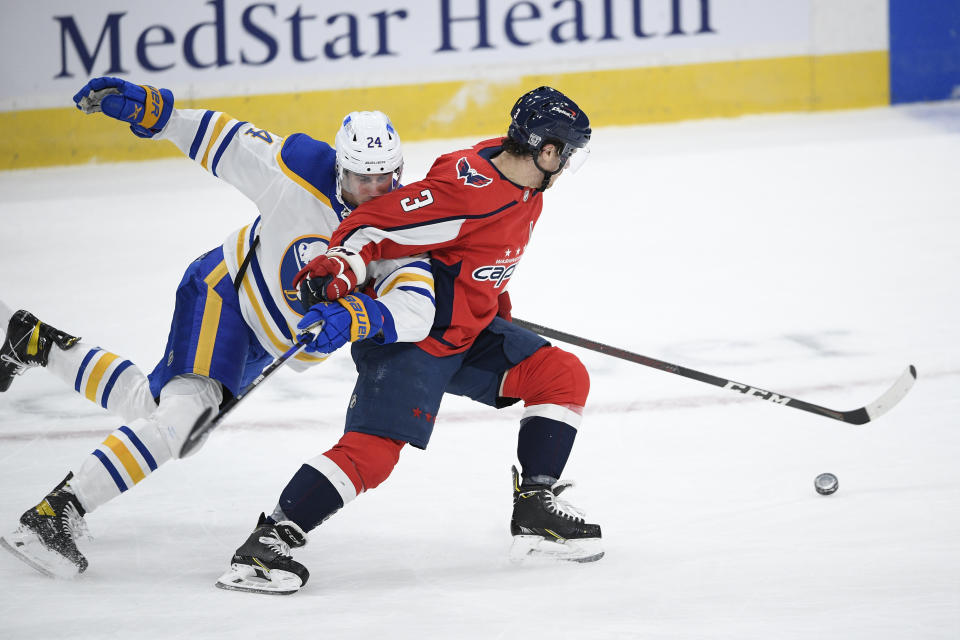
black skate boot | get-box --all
[0,473,90,578]
[216,513,310,595]
[510,465,604,563]
[0,310,80,392]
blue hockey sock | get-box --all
[516,416,577,483]
[276,464,345,532]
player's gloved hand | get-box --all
[297,293,385,354]
[293,246,367,302]
[73,76,174,138]
[497,291,513,321]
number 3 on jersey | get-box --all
[400,189,434,212]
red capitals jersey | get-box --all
[331,138,543,356]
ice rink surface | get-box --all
[1,102,958,639]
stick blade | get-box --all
[846,365,917,425]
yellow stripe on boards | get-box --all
[0,51,889,171]
[84,352,120,402]
[193,261,229,377]
[103,434,146,484]
[812,51,890,110]
[200,113,232,172]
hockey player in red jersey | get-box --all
[217,87,600,595]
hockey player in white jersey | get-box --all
[0,77,435,579]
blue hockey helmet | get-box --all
[507,86,591,161]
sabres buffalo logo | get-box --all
[456,157,492,187]
[280,235,329,314]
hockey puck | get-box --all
[814,473,839,495]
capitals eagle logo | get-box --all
[456,157,492,187]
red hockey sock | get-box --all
[322,431,406,494]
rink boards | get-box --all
[0,0,956,169]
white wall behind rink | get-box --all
[2,0,887,112]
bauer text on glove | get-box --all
[297,293,385,354]
[73,76,173,138]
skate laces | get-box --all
[544,482,586,522]
[0,344,31,373]
[258,530,293,558]
[61,501,92,542]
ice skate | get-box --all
[509,466,604,564]
[0,309,79,392]
[216,513,310,595]
[1,473,90,578]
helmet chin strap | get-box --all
[533,153,567,192]
[334,162,354,216]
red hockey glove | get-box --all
[293,247,366,302]
[497,291,513,321]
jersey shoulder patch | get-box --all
[279,134,338,200]
[455,157,493,188]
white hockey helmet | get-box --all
[334,110,403,212]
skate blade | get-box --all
[215,563,303,595]
[509,535,605,564]
[0,529,83,579]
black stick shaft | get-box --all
[178,330,316,457]
[511,317,912,425]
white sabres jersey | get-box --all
[156,109,435,370]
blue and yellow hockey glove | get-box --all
[73,76,174,138]
[297,293,385,355]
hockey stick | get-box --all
[511,317,917,425]
[179,324,321,458]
